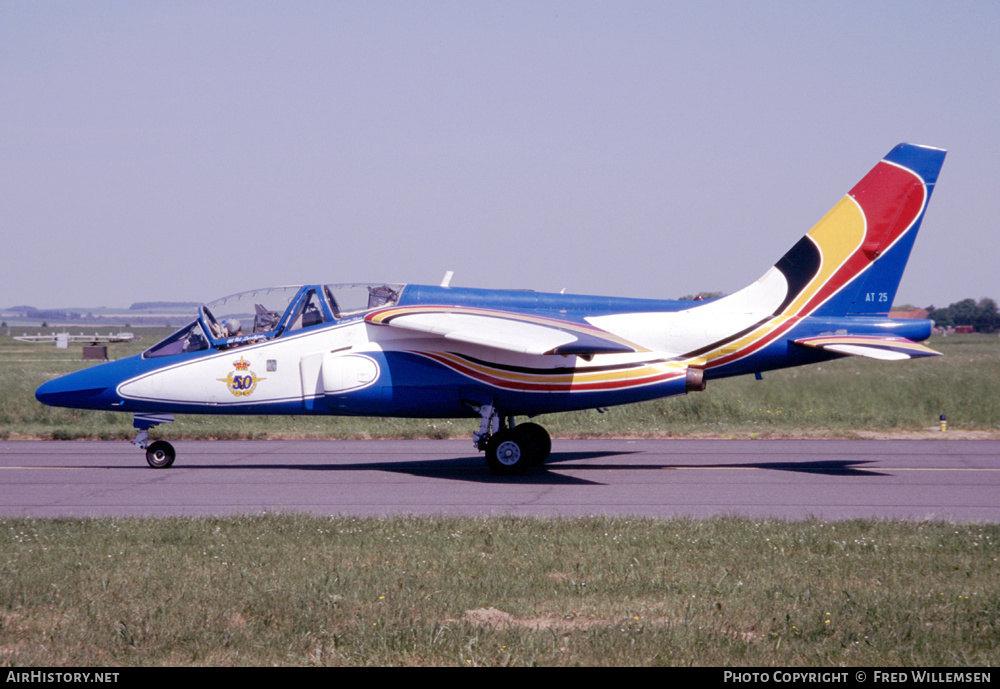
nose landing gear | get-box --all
[131,414,176,468]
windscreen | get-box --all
[143,320,209,358]
[202,286,302,338]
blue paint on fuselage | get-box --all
[398,284,700,321]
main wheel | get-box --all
[516,422,551,466]
[146,440,176,469]
[485,429,530,475]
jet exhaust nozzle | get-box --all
[685,367,706,392]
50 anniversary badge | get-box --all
[218,356,266,397]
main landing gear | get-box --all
[131,414,176,469]
[471,402,552,475]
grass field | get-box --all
[2,327,998,441]
[2,515,998,666]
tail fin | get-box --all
[771,143,946,319]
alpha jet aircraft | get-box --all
[36,143,946,474]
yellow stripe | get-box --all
[784,196,866,315]
[430,353,684,386]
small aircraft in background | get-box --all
[36,143,946,474]
[15,332,138,348]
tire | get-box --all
[146,440,176,469]
[516,422,551,466]
[484,429,530,475]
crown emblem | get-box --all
[233,357,251,371]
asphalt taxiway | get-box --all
[1,439,998,520]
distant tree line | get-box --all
[677,291,727,301]
[6,306,81,321]
[927,298,1000,333]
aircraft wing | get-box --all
[12,335,56,343]
[365,306,643,356]
[792,335,941,361]
[13,333,136,344]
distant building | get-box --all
[888,308,930,319]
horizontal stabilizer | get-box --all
[366,306,642,356]
[793,335,941,361]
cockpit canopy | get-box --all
[143,283,404,358]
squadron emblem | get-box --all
[218,357,265,397]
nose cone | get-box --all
[35,360,131,410]
[36,378,107,409]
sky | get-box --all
[2,1,998,310]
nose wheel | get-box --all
[131,413,177,469]
[145,440,176,469]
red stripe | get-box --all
[419,352,684,392]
